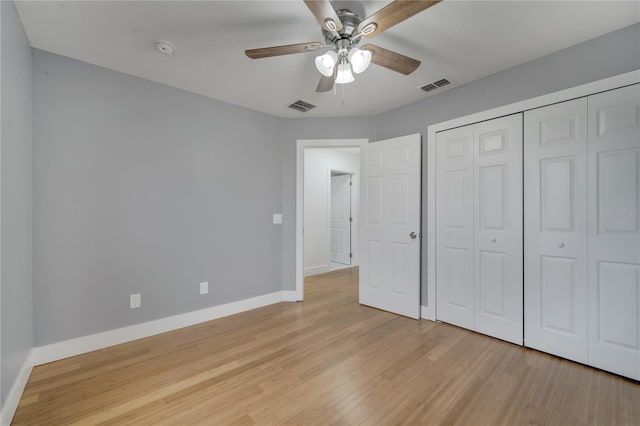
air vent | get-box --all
[421,78,453,93]
[421,83,438,93]
[288,100,316,113]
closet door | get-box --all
[473,114,523,345]
[436,125,474,329]
[524,99,589,363]
[588,84,640,380]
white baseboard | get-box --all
[30,291,286,366]
[1,350,34,426]
[304,264,330,277]
[281,290,299,302]
[421,305,435,321]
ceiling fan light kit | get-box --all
[315,50,338,77]
[348,47,372,74]
[335,61,355,84]
[245,0,443,94]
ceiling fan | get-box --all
[245,0,442,93]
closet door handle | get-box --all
[491,237,497,243]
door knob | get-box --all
[491,237,497,243]
[558,242,565,248]
[409,232,417,240]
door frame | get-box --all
[296,139,368,301]
[426,70,639,321]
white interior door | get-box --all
[436,125,474,330]
[473,114,523,345]
[330,174,352,265]
[524,98,589,363]
[360,134,421,319]
[587,84,640,380]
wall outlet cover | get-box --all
[130,293,141,309]
[200,282,209,295]
[273,213,283,224]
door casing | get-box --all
[295,139,367,301]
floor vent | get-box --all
[288,100,316,113]
[421,78,453,93]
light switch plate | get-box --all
[273,213,282,224]
[130,293,141,309]
[200,282,209,295]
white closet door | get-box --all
[524,98,589,363]
[436,125,474,329]
[588,84,640,380]
[473,114,523,345]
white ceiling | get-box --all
[15,1,640,118]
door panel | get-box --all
[588,84,640,380]
[597,150,639,233]
[478,250,507,318]
[540,256,577,333]
[436,125,474,329]
[524,98,589,363]
[330,174,352,265]
[597,261,639,350]
[478,165,506,231]
[473,114,523,345]
[541,157,575,231]
[360,134,421,319]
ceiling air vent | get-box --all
[421,83,438,93]
[288,100,316,113]
[421,78,453,93]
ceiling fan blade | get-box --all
[316,70,336,93]
[245,42,323,59]
[357,0,442,38]
[362,44,420,75]
[304,0,343,32]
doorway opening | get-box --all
[296,139,367,300]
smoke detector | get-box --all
[155,40,175,55]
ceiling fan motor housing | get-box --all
[322,9,361,46]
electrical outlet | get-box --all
[200,282,209,295]
[130,293,141,309]
[273,213,282,224]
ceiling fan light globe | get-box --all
[315,51,337,77]
[349,48,372,74]
[335,62,355,84]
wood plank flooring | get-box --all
[13,267,640,425]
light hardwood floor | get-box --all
[13,268,640,425]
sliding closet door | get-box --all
[587,84,640,380]
[436,125,474,329]
[473,114,523,345]
[524,99,589,363]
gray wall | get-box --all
[1,0,33,406]
[373,22,640,305]
[32,50,282,345]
